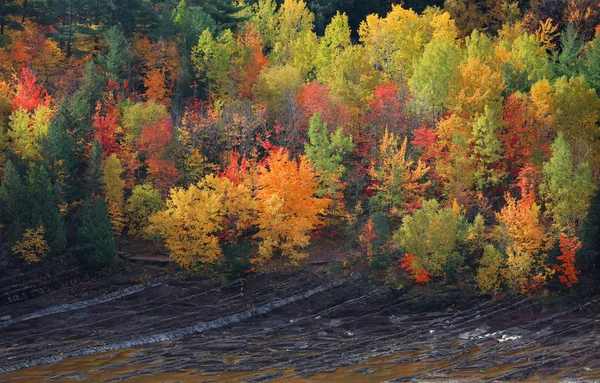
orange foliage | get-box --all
[237,25,269,99]
[554,234,581,288]
[12,67,50,112]
[400,253,431,284]
[253,148,330,262]
[143,69,171,105]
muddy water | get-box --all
[1,343,589,383]
[0,346,465,382]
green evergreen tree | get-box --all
[582,33,600,94]
[98,26,132,81]
[552,24,583,79]
[79,198,115,269]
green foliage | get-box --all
[552,24,584,79]
[98,26,132,81]
[502,33,549,93]
[393,200,470,281]
[304,113,353,197]
[126,184,164,236]
[470,105,506,189]
[581,32,600,93]
[0,161,66,258]
[79,198,116,269]
[475,244,504,295]
[541,132,594,234]
[409,36,461,118]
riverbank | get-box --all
[0,260,598,382]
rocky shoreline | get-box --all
[0,264,599,382]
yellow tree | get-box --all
[369,129,429,216]
[11,225,50,263]
[102,154,126,235]
[253,148,330,263]
[149,182,225,269]
[149,174,255,269]
[446,58,505,118]
[496,173,552,293]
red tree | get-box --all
[554,234,581,288]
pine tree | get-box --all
[79,198,115,269]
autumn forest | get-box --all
[1,0,600,297]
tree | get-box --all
[102,154,125,235]
[149,174,255,269]
[370,129,429,216]
[256,65,303,141]
[366,83,408,137]
[446,58,504,118]
[79,198,115,269]
[98,26,131,81]
[470,106,506,189]
[541,132,594,234]
[496,169,551,294]
[270,0,315,65]
[409,35,461,119]
[552,24,583,79]
[475,244,504,295]
[393,199,474,281]
[11,67,50,112]
[191,28,238,100]
[126,184,163,237]
[552,76,600,170]
[11,225,49,263]
[8,105,52,160]
[304,113,354,199]
[581,32,600,93]
[553,234,581,288]
[253,148,330,263]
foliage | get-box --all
[393,200,472,281]
[79,198,115,269]
[541,132,594,234]
[253,148,330,263]
[554,234,581,288]
[126,184,164,237]
[11,226,50,263]
[102,154,126,235]
[369,130,429,216]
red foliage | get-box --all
[553,234,581,288]
[219,151,249,185]
[238,25,269,99]
[366,83,407,135]
[516,165,540,206]
[400,253,431,284]
[298,82,350,132]
[138,117,179,192]
[12,67,50,112]
[412,126,439,162]
[92,101,119,156]
[500,94,551,179]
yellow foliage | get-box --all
[102,154,126,235]
[253,149,330,263]
[12,225,50,263]
[447,58,505,117]
[369,130,429,216]
[535,18,558,52]
[475,244,503,295]
[149,183,224,269]
[496,191,552,293]
[149,174,256,269]
[9,105,52,160]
